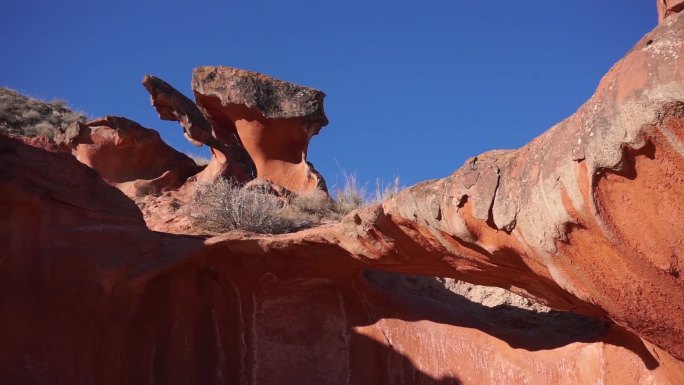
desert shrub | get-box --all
[188,173,405,234]
[21,110,42,121]
[34,121,55,137]
[286,193,338,222]
[49,99,66,108]
[333,172,367,215]
[63,111,84,124]
[188,178,307,234]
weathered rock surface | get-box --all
[267,9,684,363]
[55,116,202,197]
[658,0,684,22]
[143,67,328,195]
[1,4,683,385]
[192,66,328,123]
[1,134,681,384]
[142,75,256,184]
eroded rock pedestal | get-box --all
[1,4,684,385]
[193,66,328,193]
[143,66,329,196]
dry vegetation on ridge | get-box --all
[0,87,86,138]
[0,86,403,235]
[187,174,402,234]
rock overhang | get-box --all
[192,66,329,126]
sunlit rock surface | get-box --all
[1,5,683,385]
[55,116,201,197]
[143,66,329,195]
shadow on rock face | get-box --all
[42,263,462,385]
[362,269,607,350]
[361,269,659,370]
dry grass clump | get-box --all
[0,87,86,138]
[371,175,401,203]
[287,193,337,222]
[332,172,402,216]
[333,173,367,215]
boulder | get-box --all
[55,116,202,197]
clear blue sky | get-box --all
[1,0,656,191]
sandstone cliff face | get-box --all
[1,4,683,385]
[1,133,681,384]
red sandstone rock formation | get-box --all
[1,132,682,384]
[1,4,683,385]
[658,0,684,22]
[143,66,329,195]
[261,9,684,364]
[54,116,201,197]
[192,66,328,195]
[142,75,256,184]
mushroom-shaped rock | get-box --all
[192,66,329,194]
[142,75,256,183]
[55,116,201,197]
